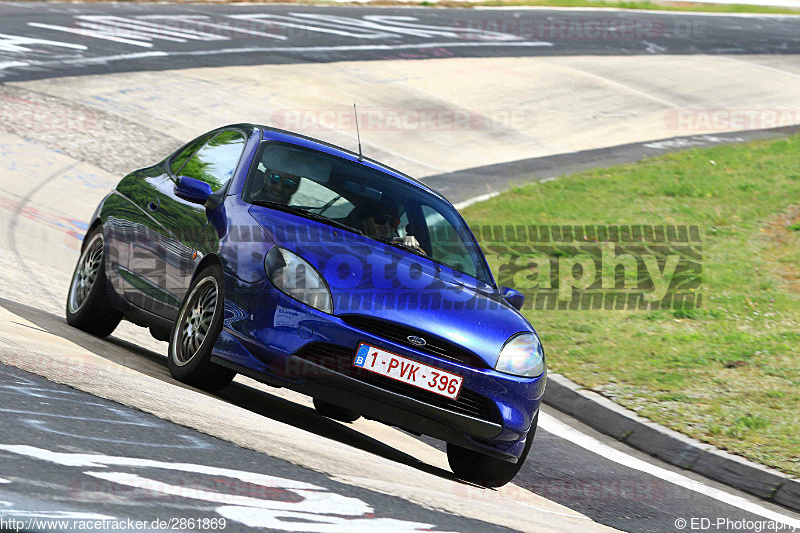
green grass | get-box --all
[463,135,800,477]
[433,0,800,14]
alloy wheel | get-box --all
[172,277,218,366]
[68,234,104,314]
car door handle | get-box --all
[147,198,160,212]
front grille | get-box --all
[340,315,489,369]
[293,342,501,423]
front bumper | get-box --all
[213,278,546,461]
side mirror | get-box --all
[501,286,525,311]
[175,176,213,205]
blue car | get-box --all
[66,124,546,487]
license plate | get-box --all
[353,342,463,400]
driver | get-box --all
[360,200,425,254]
[253,165,301,205]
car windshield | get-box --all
[243,142,493,286]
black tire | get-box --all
[66,226,122,337]
[313,398,361,423]
[447,411,538,488]
[167,264,236,392]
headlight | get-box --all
[495,333,546,377]
[265,246,333,314]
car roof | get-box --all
[232,123,449,204]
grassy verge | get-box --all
[463,135,800,476]
[426,0,800,15]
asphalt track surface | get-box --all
[429,125,800,204]
[1,3,800,533]
[1,2,800,82]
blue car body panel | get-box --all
[91,124,546,462]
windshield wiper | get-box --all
[375,237,427,257]
[250,201,363,235]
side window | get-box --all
[179,130,247,192]
[169,132,214,176]
[421,205,477,278]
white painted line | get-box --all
[454,192,501,210]
[542,62,683,109]
[74,20,184,44]
[717,55,800,81]
[170,41,553,57]
[539,412,800,528]
[0,62,29,71]
[59,52,169,66]
[0,510,115,520]
[27,23,154,48]
[229,13,391,39]
[79,16,229,42]
[297,13,521,41]
[453,177,558,209]
[0,477,10,483]
[140,16,288,41]
[14,41,551,74]
[0,32,87,52]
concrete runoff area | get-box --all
[8,55,800,179]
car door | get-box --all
[124,128,248,319]
[163,128,249,308]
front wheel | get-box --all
[447,411,538,488]
[167,264,235,392]
[66,227,122,337]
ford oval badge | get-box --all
[407,335,427,347]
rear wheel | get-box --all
[66,227,122,337]
[168,264,235,392]
[313,398,361,423]
[447,411,538,488]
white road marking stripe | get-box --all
[0,41,551,75]
[79,16,229,42]
[540,61,683,109]
[169,41,553,56]
[539,412,800,528]
[0,61,29,71]
[0,478,10,483]
[0,32,87,52]
[291,13,506,40]
[74,20,185,44]
[0,510,114,520]
[138,16,288,41]
[453,192,501,210]
[27,22,154,48]
[56,51,169,67]
[364,14,522,41]
[229,14,392,39]
[717,55,800,81]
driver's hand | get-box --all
[394,235,426,255]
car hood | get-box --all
[250,206,535,367]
